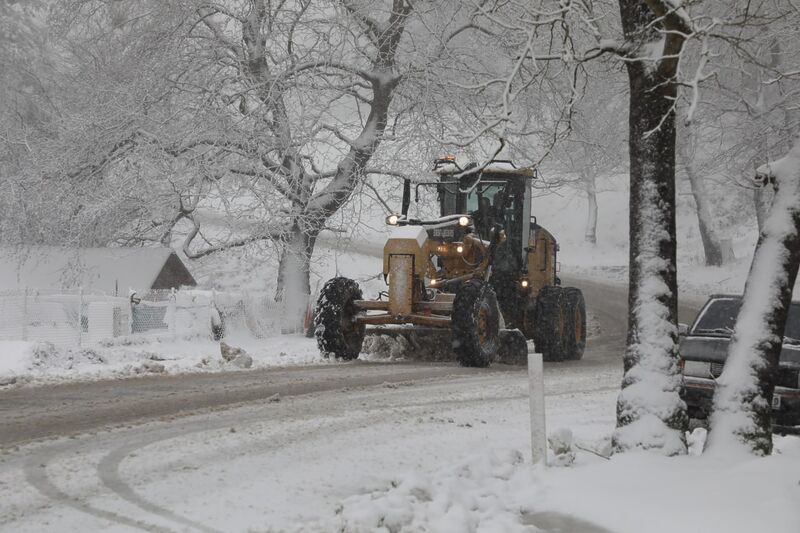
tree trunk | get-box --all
[708,138,800,456]
[753,187,772,233]
[677,128,725,266]
[584,174,598,245]
[612,0,688,455]
[275,225,317,330]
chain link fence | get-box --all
[0,288,312,347]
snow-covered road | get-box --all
[0,278,724,532]
[0,277,646,448]
[0,355,624,531]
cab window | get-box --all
[466,184,505,240]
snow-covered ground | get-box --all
[1,360,798,532]
[0,334,324,387]
[0,180,775,387]
[0,244,386,387]
[2,180,799,533]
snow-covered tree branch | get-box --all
[708,135,800,456]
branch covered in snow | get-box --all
[708,135,800,456]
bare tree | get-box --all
[548,85,627,245]
[708,135,800,455]
[676,120,730,266]
[37,1,556,312]
[479,0,798,454]
[607,0,691,455]
[598,0,800,454]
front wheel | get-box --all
[452,279,500,368]
[314,277,365,360]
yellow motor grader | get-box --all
[314,156,586,367]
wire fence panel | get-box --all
[0,287,313,347]
[0,289,81,347]
[25,290,81,347]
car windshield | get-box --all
[693,297,800,342]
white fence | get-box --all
[0,288,311,347]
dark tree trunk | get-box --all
[613,0,688,455]
[708,141,800,455]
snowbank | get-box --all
[0,341,36,382]
[0,333,324,387]
[318,434,800,533]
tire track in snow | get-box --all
[8,367,617,532]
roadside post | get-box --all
[528,352,547,465]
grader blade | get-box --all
[362,327,453,362]
[361,327,529,365]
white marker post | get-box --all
[528,352,547,466]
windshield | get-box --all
[466,183,506,240]
[692,298,800,341]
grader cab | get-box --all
[314,156,586,367]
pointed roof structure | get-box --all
[0,247,197,294]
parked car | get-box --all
[679,295,800,434]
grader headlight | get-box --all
[521,279,529,288]
[458,216,470,227]
[386,214,399,225]
[456,244,464,254]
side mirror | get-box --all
[678,323,689,336]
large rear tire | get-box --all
[533,286,567,362]
[314,277,365,360]
[452,279,499,368]
[562,287,586,361]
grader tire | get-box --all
[314,277,365,360]
[562,287,587,361]
[533,286,567,362]
[452,279,499,368]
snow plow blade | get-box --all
[362,327,529,365]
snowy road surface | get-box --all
[0,278,709,532]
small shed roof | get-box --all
[0,247,197,293]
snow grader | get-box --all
[314,156,586,367]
